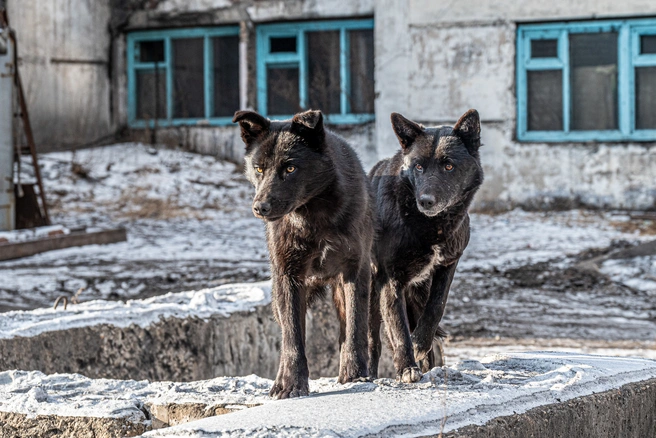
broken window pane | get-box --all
[349,29,375,114]
[213,35,240,117]
[527,70,563,131]
[138,40,164,63]
[267,67,300,115]
[640,35,656,55]
[172,38,205,119]
[307,31,341,114]
[636,67,656,130]
[531,39,558,58]
[270,37,297,53]
[136,69,166,120]
[570,32,618,131]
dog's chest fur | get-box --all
[409,244,448,285]
[267,213,349,282]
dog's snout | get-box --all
[253,201,272,217]
[418,194,436,210]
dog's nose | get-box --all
[253,201,272,217]
[419,194,436,210]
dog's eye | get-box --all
[255,167,263,174]
[445,163,454,172]
[286,165,296,174]
[415,163,423,172]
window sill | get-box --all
[518,130,656,143]
[129,118,235,128]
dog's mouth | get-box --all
[252,211,285,221]
[417,202,448,217]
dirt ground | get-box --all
[1,144,655,355]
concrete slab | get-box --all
[3,353,655,438]
[142,352,656,437]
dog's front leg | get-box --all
[381,278,422,383]
[269,276,309,399]
[338,265,371,383]
[411,262,458,368]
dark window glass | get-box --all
[136,69,166,120]
[270,37,297,53]
[569,32,618,130]
[531,39,558,58]
[636,67,656,129]
[307,31,341,114]
[640,35,656,55]
[172,38,205,119]
[138,40,165,63]
[349,29,375,114]
[213,35,240,117]
[527,70,563,131]
[267,67,300,115]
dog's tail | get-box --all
[434,325,448,340]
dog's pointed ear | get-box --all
[391,113,423,151]
[233,110,270,147]
[291,109,325,143]
[453,109,481,156]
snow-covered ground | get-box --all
[2,352,655,437]
[0,369,271,422]
[2,144,269,311]
[1,143,654,345]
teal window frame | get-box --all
[256,19,375,124]
[127,26,240,128]
[517,18,656,142]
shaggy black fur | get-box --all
[233,109,374,399]
[368,109,484,382]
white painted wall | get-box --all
[375,0,656,210]
[8,0,112,151]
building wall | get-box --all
[8,0,113,152]
[375,0,656,210]
[11,0,656,209]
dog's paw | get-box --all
[338,348,368,384]
[338,359,368,384]
[412,336,433,363]
[397,366,423,383]
[418,357,432,374]
[269,377,309,399]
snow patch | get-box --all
[0,282,272,340]
[600,255,656,293]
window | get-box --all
[127,27,240,127]
[517,19,656,142]
[256,19,375,124]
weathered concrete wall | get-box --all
[8,0,113,152]
[113,0,377,165]
[446,377,656,438]
[127,122,376,166]
[0,299,395,381]
[375,1,656,210]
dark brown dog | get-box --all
[233,109,374,398]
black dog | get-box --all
[368,109,483,382]
[233,109,374,399]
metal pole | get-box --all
[0,24,15,231]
